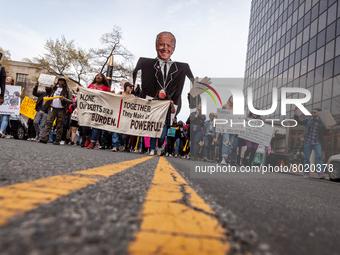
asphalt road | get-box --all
[0,138,339,255]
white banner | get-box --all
[215,108,246,134]
[0,85,22,115]
[238,118,274,147]
[77,87,169,138]
[38,74,56,87]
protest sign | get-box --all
[319,110,337,126]
[20,96,37,119]
[0,85,22,115]
[77,87,169,138]
[71,108,78,121]
[238,118,274,147]
[38,74,56,86]
[215,108,246,134]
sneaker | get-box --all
[203,157,208,162]
[119,145,124,152]
[87,142,95,149]
[303,174,310,178]
[112,147,117,152]
[169,154,173,157]
[0,131,5,138]
[69,142,75,145]
[157,148,162,156]
[165,152,169,157]
[84,139,90,148]
[39,138,47,144]
[318,173,326,179]
[221,159,227,165]
[174,154,178,158]
[60,141,65,145]
[187,155,190,160]
[134,149,138,153]
[53,141,60,145]
[182,155,186,159]
[149,149,155,156]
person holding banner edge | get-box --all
[82,73,111,149]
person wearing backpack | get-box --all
[294,107,331,179]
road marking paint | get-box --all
[128,157,230,255]
[0,156,152,226]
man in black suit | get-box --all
[132,31,195,115]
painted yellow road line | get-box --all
[128,157,230,255]
[0,156,152,226]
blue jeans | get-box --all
[193,131,204,155]
[175,138,185,155]
[304,143,324,174]
[251,153,266,167]
[222,133,236,159]
[83,126,100,143]
[112,132,126,148]
[230,137,238,163]
[0,115,10,132]
[203,135,213,159]
[150,123,167,150]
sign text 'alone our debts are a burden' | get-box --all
[77,87,169,138]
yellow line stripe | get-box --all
[128,157,230,254]
[0,156,153,226]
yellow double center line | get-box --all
[0,156,230,254]
[128,157,230,254]
[0,156,152,225]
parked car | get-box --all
[326,154,340,182]
[5,114,28,140]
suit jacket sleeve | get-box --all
[133,58,142,85]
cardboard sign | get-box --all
[238,118,274,147]
[0,85,22,115]
[20,96,37,119]
[77,87,169,138]
[319,109,337,126]
[215,108,246,134]
[38,74,56,87]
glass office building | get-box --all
[244,0,340,160]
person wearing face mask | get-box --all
[32,81,54,141]
[149,89,175,156]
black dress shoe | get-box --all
[53,141,60,145]
[39,139,47,144]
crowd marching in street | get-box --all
[0,31,332,176]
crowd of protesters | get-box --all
[0,72,274,167]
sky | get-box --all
[1,0,252,121]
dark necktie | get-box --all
[163,61,167,83]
